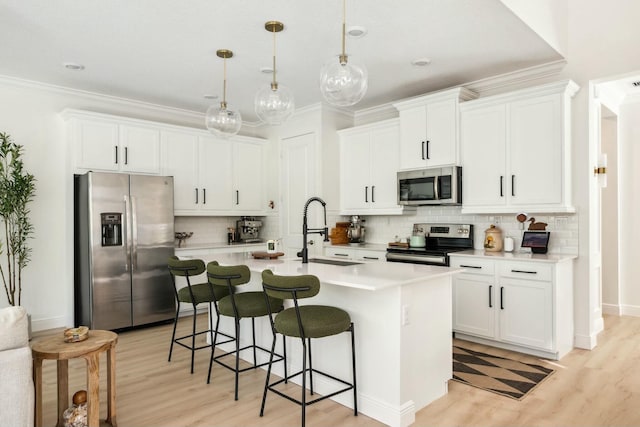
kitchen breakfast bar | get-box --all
[179,252,462,427]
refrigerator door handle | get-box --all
[124,194,132,272]
[130,195,139,271]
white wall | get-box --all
[618,101,640,315]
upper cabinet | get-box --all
[460,80,579,214]
[338,119,409,215]
[393,87,477,170]
[64,111,161,174]
[161,133,266,216]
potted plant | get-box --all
[0,132,36,307]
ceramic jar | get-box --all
[484,224,503,252]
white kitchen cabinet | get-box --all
[66,111,161,174]
[324,246,386,262]
[338,119,409,215]
[163,133,266,215]
[393,87,477,170]
[460,80,579,214]
[450,254,574,360]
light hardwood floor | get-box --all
[34,314,640,426]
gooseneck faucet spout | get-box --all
[297,197,329,263]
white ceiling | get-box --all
[0,0,563,124]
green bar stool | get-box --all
[167,256,231,374]
[206,261,286,400]
[260,269,357,427]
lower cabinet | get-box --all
[324,246,386,262]
[450,255,574,360]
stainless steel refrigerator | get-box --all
[74,172,175,330]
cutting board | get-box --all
[252,251,285,259]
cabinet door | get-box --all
[370,125,400,210]
[398,106,427,170]
[198,136,233,212]
[161,131,198,212]
[498,278,553,350]
[508,94,563,206]
[453,275,496,339]
[233,140,265,213]
[425,99,457,166]
[461,105,507,208]
[75,119,119,171]
[340,132,371,211]
[119,125,161,174]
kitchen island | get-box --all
[179,252,462,427]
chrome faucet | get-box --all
[297,196,329,263]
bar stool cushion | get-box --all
[275,306,351,338]
[177,283,229,305]
[218,292,283,318]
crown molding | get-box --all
[463,59,567,97]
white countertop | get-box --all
[450,249,577,263]
[184,252,462,291]
[175,241,265,251]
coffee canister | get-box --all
[484,224,503,252]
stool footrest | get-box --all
[213,344,284,373]
[266,367,354,407]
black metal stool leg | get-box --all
[168,304,180,362]
[207,313,221,384]
[308,337,314,395]
[351,323,358,416]
[234,318,241,400]
[301,337,307,427]
[283,335,288,383]
[252,317,257,366]
[190,303,197,374]
[260,330,278,417]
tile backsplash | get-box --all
[176,207,578,255]
[335,207,579,254]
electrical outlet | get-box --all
[494,216,502,225]
[401,305,410,326]
[556,216,568,227]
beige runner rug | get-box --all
[452,346,554,400]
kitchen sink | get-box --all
[307,258,363,266]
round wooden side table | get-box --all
[31,330,118,427]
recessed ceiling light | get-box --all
[260,67,274,74]
[64,62,85,71]
[347,26,367,38]
[411,58,431,67]
[203,94,218,100]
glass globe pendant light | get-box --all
[254,21,295,125]
[319,0,368,107]
[205,49,242,138]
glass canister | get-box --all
[484,224,503,252]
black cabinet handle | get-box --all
[363,256,379,260]
[114,146,118,164]
[365,186,368,203]
[500,176,504,197]
[511,174,515,197]
[372,185,375,203]
[460,264,482,269]
[511,269,537,274]
[195,188,198,204]
[421,141,425,160]
[334,253,349,257]
[426,140,430,160]
[236,190,239,205]
[489,285,493,308]
[124,146,128,165]
[203,188,206,204]
[500,286,504,310]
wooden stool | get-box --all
[31,330,118,427]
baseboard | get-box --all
[573,333,597,350]
[31,315,70,332]
[602,303,622,316]
[621,304,640,317]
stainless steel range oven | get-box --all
[386,223,474,266]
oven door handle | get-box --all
[386,252,446,265]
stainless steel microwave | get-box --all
[397,166,462,205]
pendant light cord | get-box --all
[272,26,278,90]
[221,56,228,109]
[340,0,347,65]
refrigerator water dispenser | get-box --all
[101,213,122,246]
